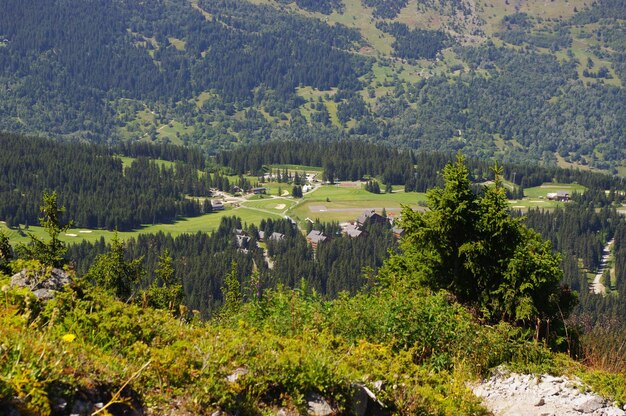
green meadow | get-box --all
[508,183,587,210]
[2,207,281,245]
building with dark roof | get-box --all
[269,232,285,242]
[306,230,327,249]
[343,223,366,238]
[357,209,386,225]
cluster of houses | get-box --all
[230,208,405,253]
[306,209,405,249]
[233,228,286,250]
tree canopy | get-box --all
[390,154,577,334]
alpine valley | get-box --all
[1,1,626,415]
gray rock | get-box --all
[352,383,387,416]
[543,386,562,397]
[306,393,334,416]
[11,267,72,300]
[52,398,68,412]
[574,396,606,414]
[225,367,248,383]
[535,398,546,406]
[352,385,369,416]
[0,404,20,416]
[597,408,626,416]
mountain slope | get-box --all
[0,0,624,171]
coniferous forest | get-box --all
[0,0,623,170]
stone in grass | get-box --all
[306,393,334,416]
[225,367,248,383]
[351,383,387,416]
[10,267,72,300]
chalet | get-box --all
[357,209,386,226]
[343,223,366,238]
[251,187,266,194]
[269,232,285,242]
[306,230,327,249]
[211,200,225,211]
[547,191,570,202]
[235,234,250,249]
[258,230,265,241]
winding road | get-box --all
[591,238,614,295]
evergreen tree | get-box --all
[0,230,12,274]
[18,191,72,268]
[221,261,242,315]
[86,232,144,300]
[392,154,576,336]
[147,249,184,314]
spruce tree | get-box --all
[395,153,576,333]
[18,191,72,268]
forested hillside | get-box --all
[0,133,213,230]
[0,0,624,172]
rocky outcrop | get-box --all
[472,367,626,416]
[10,267,72,300]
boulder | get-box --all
[573,396,606,414]
[10,267,71,300]
[351,384,387,416]
[306,393,334,416]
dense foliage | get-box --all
[378,22,449,60]
[69,216,397,316]
[0,134,210,230]
[388,155,576,339]
[277,0,343,14]
[0,0,367,140]
[4,171,626,415]
[219,140,626,192]
[362,0,408,19]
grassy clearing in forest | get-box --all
[1,207,281,245]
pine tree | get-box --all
[393,153,576,334]
[86,232,144,300]
[18,191,73,268]
[221,261,242,315]
[0,230,12,274]
[147,249,184,313]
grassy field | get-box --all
[286,184,427,226]
[156,120,193,144]
[269,164,324,173]
[506,182,587,210]
[116,156,178,170]
[242,197,298,212]
[523,183,587,198]
[2,207,282,245]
